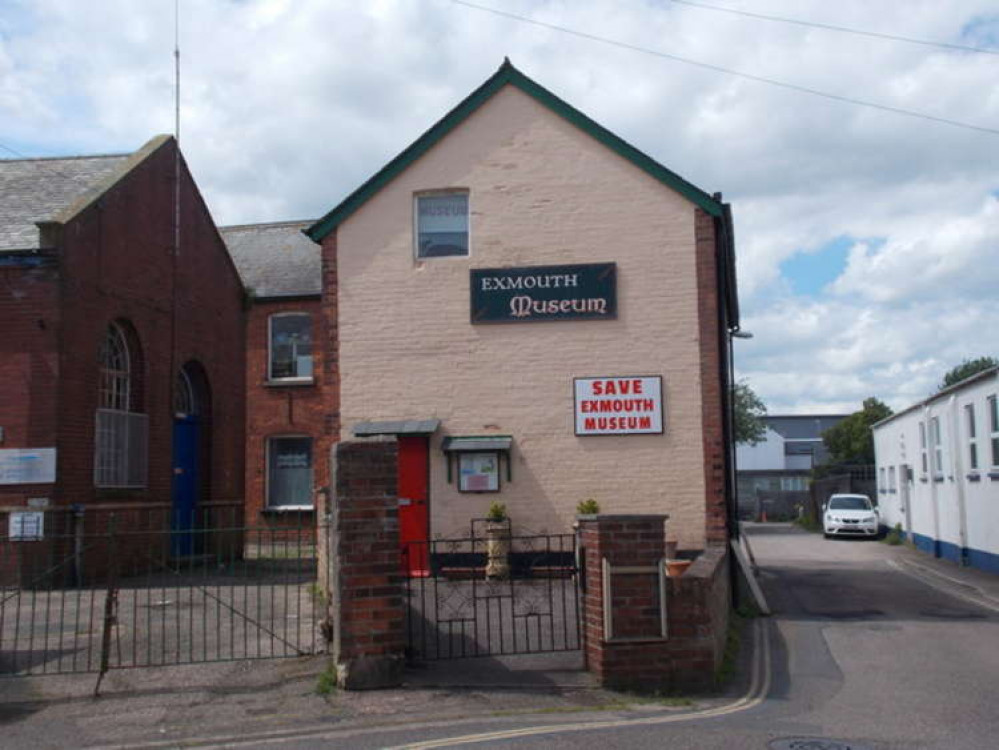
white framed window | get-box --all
[94,322,148,488]
[268,313,313,382]
[965,404,978,471]
[415,191,469,258]
[930,416,943,477]
[889,466,896,493]
[919,421,928,476]
[266,436,314,509]
[989,395,999,468]
[878,467,886,494]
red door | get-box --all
[398,436,430,576]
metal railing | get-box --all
[0,506,324,689]
[402,532,581,660]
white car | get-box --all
[823,494,880,538]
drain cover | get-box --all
[770,739,873,750]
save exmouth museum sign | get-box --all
[470,263,616,324]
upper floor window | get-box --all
[415,192,469,258]
[919,421,928,475]
[269,313,313,382]
[965,404,978,471]
[930,416,943,477]
[95,321,148,488]
[989,395,999,468]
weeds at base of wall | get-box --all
[307,582,329,606]
[316,663,338,697]
[882,523,904,546]
[715,608,756,689]
[793,515,822,534]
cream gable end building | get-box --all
[307,61,739,559]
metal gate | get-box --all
[403,531,582,660]
[0,509,323,684]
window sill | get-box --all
[95,487,149,498]
[262,506,315,514]
[988,472,999,481]
[933,476,945,483]
[967,473,981,482]
[264,378,315,388]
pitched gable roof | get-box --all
[0,154,126,252]
[306,60,726,243]
[0,135,172,253]
[220,220,321,298]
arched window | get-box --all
[174,368,197,417]
[98,322,131,411]
[95,321,148,488]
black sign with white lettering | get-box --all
[470,263,617,324]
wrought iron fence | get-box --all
[403,532,581,660]
[0,506,324,684]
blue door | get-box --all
[171,415,200,557]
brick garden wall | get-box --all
[579,515,730,692]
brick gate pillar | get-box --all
[578,514,670,691]
[578,514,731,693]
[321,439,405,689]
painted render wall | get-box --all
[874,369,999,573]
[335,85,713,549]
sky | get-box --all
[2,0,997,415]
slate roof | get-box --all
[219,221,321,298]
[0,154,129,252]
[765,415,848,441]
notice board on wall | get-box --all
[0,449,57,485]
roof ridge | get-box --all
[0,152,130,164]
[219,219,316,231]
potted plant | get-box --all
[484,502,510,580]
[576,498,600,516]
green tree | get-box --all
[822,397,893,465]
[938,356,997,391]
[733,381,767,445]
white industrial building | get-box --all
[873,366,999,574]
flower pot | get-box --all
[666,559,691,578]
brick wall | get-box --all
[1,137,245,588]
[51,137,245,517]
[0,263,60,510]
[578,515,730,692]
[695,209,729,545]
[244,297,333,532]
[321,439,404,689]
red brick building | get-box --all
[222,221,334,532]
[0,135,245,583]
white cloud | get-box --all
[2,0,998,413]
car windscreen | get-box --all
[828,497,871,511]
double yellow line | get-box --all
[391,617,773,749]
